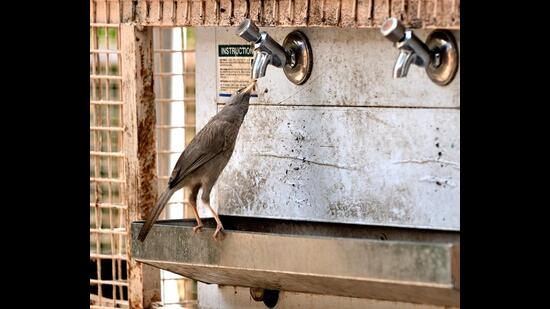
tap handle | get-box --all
[381,18,407,43]
[236,19,262,43]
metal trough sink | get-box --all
[131,215,460,307]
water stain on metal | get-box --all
[327,193,413,224]
[254,153,357,171]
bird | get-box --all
[138,81,256,242]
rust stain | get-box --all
[128,259,145,309]
[126,0,458,28]
[138,120,157,218]
[134,28,158,220]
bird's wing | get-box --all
[167,118,231,188]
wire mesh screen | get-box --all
[90,22,129,308]
[90,3,197,308]
[152,27,198,308]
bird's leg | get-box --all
[189,185,203,233]
[201,185,225,240]
[204,202,224,240]
[190,204,203,233]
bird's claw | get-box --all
[212,224,225,241]
[193,224,203,233]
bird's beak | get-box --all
[238,81,256,94]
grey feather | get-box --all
[137,188,176,241]
[137,82,255,242]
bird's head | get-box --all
[228,81,255,106]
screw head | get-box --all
[250,287,264,301]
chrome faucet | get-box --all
[236,19,288,80]
[236,19,313,85]
[381,17,433,78]
[380,17,459,86]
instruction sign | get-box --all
[217,44,256,100]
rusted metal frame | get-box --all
[119,0,459,29]
[121,23,161,309]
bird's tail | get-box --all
[137,188,175,242]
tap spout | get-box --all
[252,51,272,80]
[393,49,416,78]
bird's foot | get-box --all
[193,223,204,233]
[212,224,225,241]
